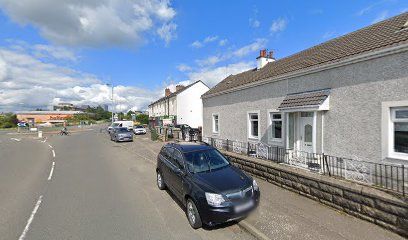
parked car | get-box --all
[110,127,133,142]
[107,121,134,133]
[17,122,28,127]
[133,125,147,135]
[156,142,260,229]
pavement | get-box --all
[0,127,405,240]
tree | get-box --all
[0,113,18,128]
[136,114,148,125]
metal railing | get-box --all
[202,137,407,196]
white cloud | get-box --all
[249,18,260,28]
[190,35,219,48]
[190,41,203,48]
[32,44,77,61]
[270,18,287,33]
[187,61,254,87]
[157,22,177,46]
[0,44,159,112]
[196,56,221,67]
[204,35,218,43]
[193,38,267,68]
[0,0,177,47]
[218,39,228,46]
[233,38,267,57]
[371,10,389,23]
[176,64,192,72]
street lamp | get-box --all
[106,83,114,123]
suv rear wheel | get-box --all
[156,171,166,190]
[186,199,202,229]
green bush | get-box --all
[150,128,159,141]
[0,113,18,128]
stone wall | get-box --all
[223,151,408,237]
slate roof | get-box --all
[203,12,408,98]
[149,80,205,107]
[278,89,330,110]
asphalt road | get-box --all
[0,129,253,240]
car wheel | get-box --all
[156,171,166,190]
[186,199,202,229]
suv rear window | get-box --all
[184,149,229,173]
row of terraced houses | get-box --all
[149,13,408,171]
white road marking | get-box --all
[11,138,21,142]
[18,195,43,240]
[48,162,55,181]
[52,149,56,158]
[41,137,47,143]
[48,144,53,149]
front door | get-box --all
[299,112,314,153]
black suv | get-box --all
[156,142,260,228]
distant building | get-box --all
[16,111,83,125]
[53,103,75,111]
[148,80,210,128]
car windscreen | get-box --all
[184,149,229,173]
[111,123,120,127]
[116,128,130,133]
[135,126,144,129]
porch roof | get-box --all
[278,89,330,111]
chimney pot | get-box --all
[176,85,185,92]
[268,51,274,59]
[165,88,171,96]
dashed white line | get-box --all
[48,144,53,149]
[52,149,56,158]
[48,162,55,181]
[11,138,21,142]
[18,195,43,240]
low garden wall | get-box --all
[222,151,408,237]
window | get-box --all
[172,149,185,169]
[212,114,219,134]
[390,108,408,158]
[269,113,282,140]
[248,112,259,139]
[184,149,229,173]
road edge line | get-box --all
[18,195,43,240]
[238,220,271,240]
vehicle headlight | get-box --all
[205,192,225,207]
[253,179,259,191]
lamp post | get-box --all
[106,83,114,123]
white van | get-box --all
[108,121,134,132]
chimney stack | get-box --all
[256,49,275,69]
[165,88,171,96]
[176,85,185,92]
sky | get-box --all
[0,0,407,112]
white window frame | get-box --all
[382,100,408,162]
[268,111,283,142]
[247,111,260,140]
[212,113,219,134]
[389,107,408,160]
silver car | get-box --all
[110,127,133,142]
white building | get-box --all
[148,80,209,128]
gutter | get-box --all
[202,43,408,99]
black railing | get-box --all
[202,136,407,196]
